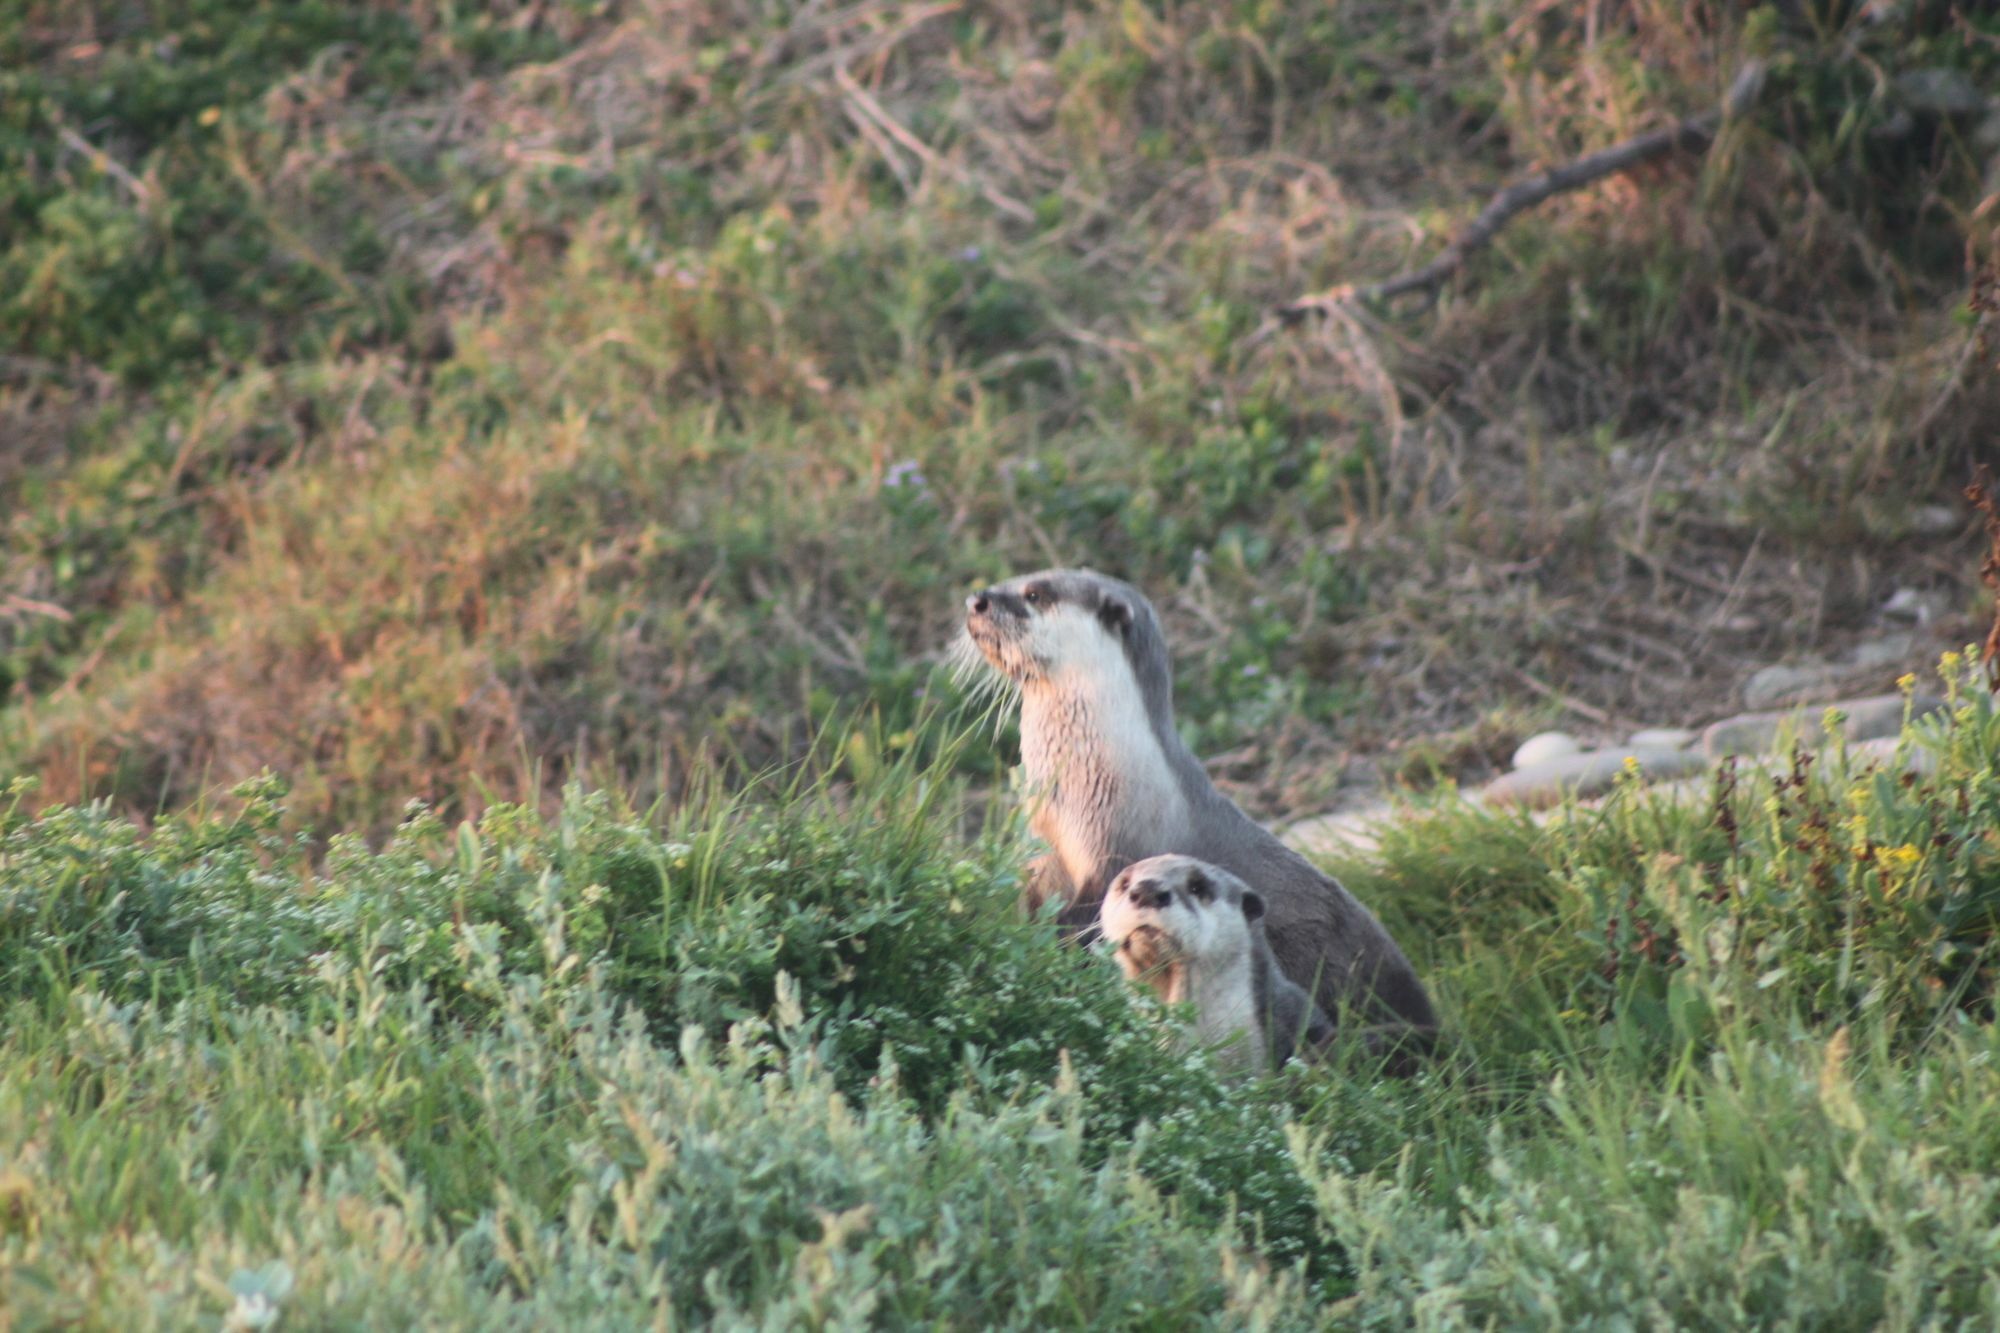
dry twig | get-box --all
[833,64,1036,224]
[53,122,157,211]
[1277,61,1767,320]
[1966,464,2000,693]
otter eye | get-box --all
[1022,589,1039,604]
[1023,584,1052,607]
[1187,870,1212,901]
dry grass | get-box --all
[2,0,1996,832]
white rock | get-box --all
[1743,663,1841,711]
[1849,632,1917,670]
[1882,587,1946,624]
[1910,504,1964,536]
[1626,727,1696,750]
[1283,802,1395,858]
[1481,747,1709,811]
[1896,67,1987,116]
[1977,109,2000,152]
[1512,731,1583,771]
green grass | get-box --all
[4,665,2000,1325]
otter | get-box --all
[957,567,1437,1050]
[1099,855,1334,1074]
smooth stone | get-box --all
[1701,693,1944,760]
[1849,632,1916,671]
[1743,663,1841,711]
[1843,734,1941,776]
[1910,504,1966,536]
[1630,776,1714,810]
[1882,587,1947,624]
[1480,747,1709,811]
[1978,109,2000,152]
[1626,727,1696,750]
[1284,802,1394,858]
[1512,731,1583,771]
[1896,67,1988,116]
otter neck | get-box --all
[1182,952,1266,1075]
[1019,662,1191,885]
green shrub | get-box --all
[0,755,1337,1303]
[0,981,1314,1328]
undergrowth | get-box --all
[5,658,2000,1324]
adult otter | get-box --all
[1099,854,1334,1074]
[958,567,1436,1045]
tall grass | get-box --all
[5,660,2000,1323]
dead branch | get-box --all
[1277,61,1767,321]
[833,64,1037,225]
[53,122,157,212]
[1966,463,2000,693]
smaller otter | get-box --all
[1099,855,1335,1075]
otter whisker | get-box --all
[948,629,1020,727]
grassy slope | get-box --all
[5,1,2000,1326]
[2,1,1995,832]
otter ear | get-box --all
[1240,890,1266,922]
[1098,597,1133,635]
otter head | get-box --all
[960,568,1173,713]
[1099,854,1264,981]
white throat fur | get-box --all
[1016,606,1190,883]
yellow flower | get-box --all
[1881,844,1923,900]
[1897,672,1917,693]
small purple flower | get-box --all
[884,459,927,490]
[958,245,983,264]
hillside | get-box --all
[4,1,2000,1326]
[4,0,1995,831]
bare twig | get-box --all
[1909,310,1993,443]
[1966,464,2000,693]
[1506,663,1617,727]
[0,354,71,385]
[1277,60,1767,321]
[1,594,73,623]
[833,64,1037,224]
[53,122,158,211]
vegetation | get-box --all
[5,0,2000,1325]
[2,667,1999,1325]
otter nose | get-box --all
[967,591,991,615]
[1129,880,1170,910]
